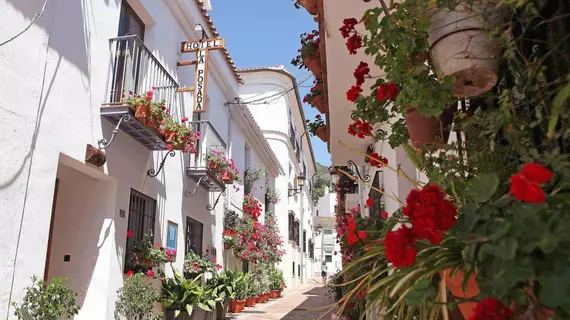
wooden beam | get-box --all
[177,60,197,67]
[176,87,194,93]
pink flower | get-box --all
[146,269,155,277]
[216,264,223,270]
[153,243,160,247]
[211,257,216,263]
[380,211,388,219]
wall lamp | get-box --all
[194,23,208,39]
[313,225,322,237]
[288,175,306,197]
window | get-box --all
[325,255,333,263]
[185,217,203,253]
[303,163,307,177]
[125,189,157,270]
[293,221,300,246]
[292,262,295,277]
[289,124,296,148]
[324,229,333,235]
[309,240,314,259]
[298,265,301,277]
[118,1,145,38]
[288,212,295,241]
[303,230,307,253]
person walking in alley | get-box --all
[321,261,328,284]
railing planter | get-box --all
[403,107,454,147]
[427,2,504,98]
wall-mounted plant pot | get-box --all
[427,2,504,98]
[310,94,327,114]
[303,49,322,79]
[299,0,317,15]
[134,104,150,126]
[315,126,327,142]
[403,107,454,147]
[85,144,106,167]
[440,269,479,319]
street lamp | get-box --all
[288,175,306,197]
[313,225,322,237]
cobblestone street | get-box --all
[228,280,337,320]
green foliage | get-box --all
[244,167,265,194]
[207,269,244,301]
[312,162,332,203]
[12,276,80,320]
[115,273,162,320]
[183,250,216,278]
[161,266,204,316]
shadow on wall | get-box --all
[6,0,93,77]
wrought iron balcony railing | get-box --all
[99,35,183,150]
[185,120,227,193]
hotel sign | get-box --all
[180,38,225,113]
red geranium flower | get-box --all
[346,34,362,55]
[510,163,552,204]
[376,82,399,102]
[146,269,155,277]
[347,231,359,245]
[346,85,362,102]
[339,18,358,38]
[380,211,388,219]
[403,184,457,244]
[126,270,134,277]
[357,231,367,240]
[384,226,417,267]
[369,152,388,168]
[354,62,370,86]
[347,119,373,138]
[469,298,513,320]
[126,230,134,237]
[365,197,374,207]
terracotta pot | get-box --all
[164,130,176,143]
[298,0,317,15]
[135,104,150,126]
[229,300,237,313]
[403,107,455,147]
[263,294,269,302]
[440,269,479,319]
[315,125,327,142]
[236,300,246,313]
[303,49,322,79]
[310,94,327,114]
[220,171,233,184]
[255,295,262,303]
[244,298,254,307]
[427,2,504,98]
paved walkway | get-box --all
[228,280,337,320]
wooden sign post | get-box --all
[180,38,225,113]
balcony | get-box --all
[100,35,182,150]
[186,121,227,192]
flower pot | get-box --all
[164,130,176,143]
[299,0,317,15]
[310,94,327,114]
[403,107,455,147]
[135,104,150,126]
[263,294,269,302]
[427,2,504,98]
[303,49,322,79]
[245,298,254,307]
[165,310,195,320]
[255,295,262,303]
[216,300,229,320]
[220,172,233,184]
[440,269,479,319]
[236,300,246,313]
[315,125,327,142]
[229,300,238,313]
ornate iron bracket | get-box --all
[185,176,205,197]
[207,188,226,211]
[347,160,371,183]
[147,150,176,177]
[98,115,130,150]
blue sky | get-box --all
[209,0,331,166]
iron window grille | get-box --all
[125,189,157,271]
[185,217,204,254]
[303,231,307,253]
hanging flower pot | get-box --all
[315,125,327,142]
[403,107,454,147]
[440,269,479,319]
[298,0,317,15]
[427,2,504,98]
[310,94,327,114]
[303,49,322,79]
[134,104,150,126]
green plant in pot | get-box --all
[162,266,204,320]
[115,273,162,320]
[306,115,327,142]
[291,30,321,77]
[208,269,244,319]
[183,249,216,280]
[12,276,80,320]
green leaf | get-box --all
[185,304,193,315]
[547,76,570,139]
[198,303,211,311]
[493,237,518,260]
[539,234,559,254]
[467,173,499,203]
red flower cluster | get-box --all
[469,298,513,320]
[339,18,358,38]
[346,85,363,102]
[346,34,362,55]
[510,163,553,204]
[243,194,262,220]
[354,62,370,86]
[376,82,399,102]
[403,184,457,245]
[369,152,388,168]
[145,90,153,102]
[348,119,372,138]
[365,197,374,207]
[384,225,416,267]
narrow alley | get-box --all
[229,281,337,320]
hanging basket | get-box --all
[298,0,317,15]
[427,2,504,98]
[303,49,322,79]
[310,94,327,114]
[403,107,454,147]
[315,126,327,142]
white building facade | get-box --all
[0,0,303,318]
[313,188,342,278]
[238,66,317,290]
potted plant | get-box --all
[205,150,229,174]
[291,0,317,15]
[303,80,327,114]
[115,273,162,320]
[12,276,80,320]
[126,233,174,273]
[220,159,240,184]
[234,275,248,313]
[183,250,217,280]
[291,31,322,78]
[222,229,237,249]
[208,269,244,319]
[265,189,280,204]
[162,266,205,320]
[124,90,154,126]
[306,115,327,142]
